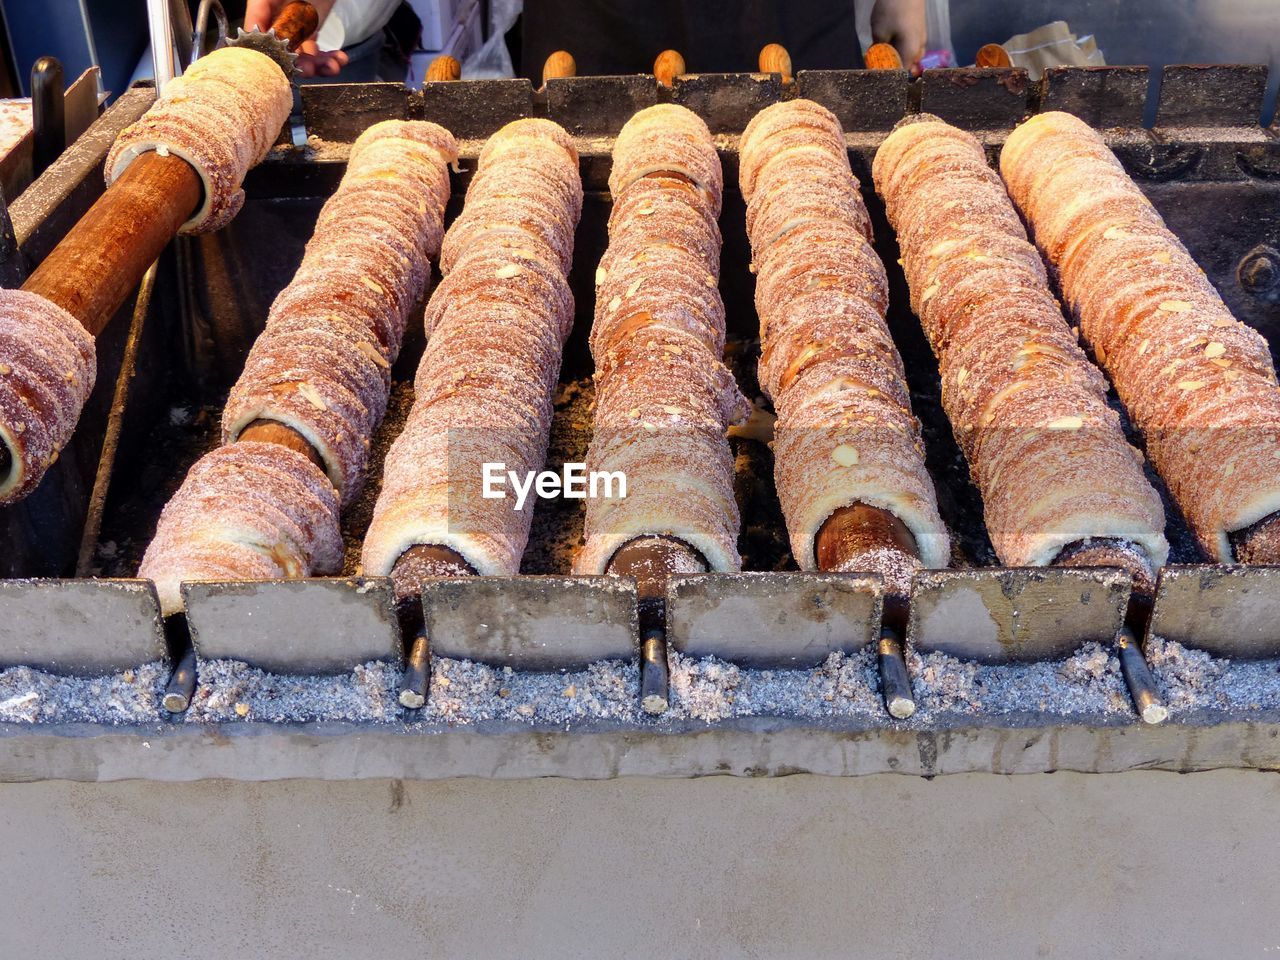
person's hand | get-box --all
[870,0,928,75]
[244,0,349,78]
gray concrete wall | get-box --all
[1,770,1277,958]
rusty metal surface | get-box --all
[183,578,400,673]
[796,68,911,132]
[0,579,165,675]
[301,82,410,142]
[673,72,783,133]
[421,576,638,669]
[1156,64,1269,128]
[546,75,658,137]
[918,67,1030,130]
[907,568,1132,664]
[1148,565,1280,658]
[413,78,534,140]
[1036,66,1150,128]
[666,572,882,667]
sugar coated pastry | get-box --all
[740,100,950,574]
[138,442,342,616]
[576,105,748,574]
[362,118,582,585]
[1001,111,1280,561]
[0,289,96,502]
[224,120,457,502]
[106,47,292,233]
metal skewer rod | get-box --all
[815,503,920,718]
[1116,625,1169,725]
[606,535,707,715]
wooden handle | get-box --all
[816,503,920,628]
[270,0,319,51]
[1054,537,1156,598]
[864,42,903,71]
[426,54,461,82]
[23,152,201,335]
[238,419,325,468]
[654,49,685,88]
[542,50,576,85]
[758,43,792,83]
[975,43,1012,68]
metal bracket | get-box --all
[918,67,1031,131]
[411,78,534,141]
[665,571,883,668]
[907,567,1131,664]
[796,69,910,132]
[1036,65,1149,129]
[673,73,783,134]
[545,75,658,137]
[182,577,401,674]
[1147,564,1280,659]
[1156,64,1268,129]
[0,579,166,676]
[421,575,638,669]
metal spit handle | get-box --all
[192,0,230,63]
[146,0,178,95]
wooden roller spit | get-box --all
[425,55,462,82]
[542,50,577,85]
[9,4,318,484]
[25,1,315,331]
[654,50,685,89]
[864,43,903,70]
[758,44,792,83]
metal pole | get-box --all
[147,0,178,96]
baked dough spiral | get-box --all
[574,104,749,575]
[874,115,1169,570]
[106,47,293,234]
[740,100,950,570]
[361,118,583,580]
[1001,111,1280,561]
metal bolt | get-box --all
[1238,244,1280,301]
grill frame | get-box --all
[0,65,1277,770]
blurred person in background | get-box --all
[243,0,932,80]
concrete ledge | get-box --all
[1,713,1277,782]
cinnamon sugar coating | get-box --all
[362,119,582,580]
[1001,111,1280,561]
[138,442,342,616]
[608,105,724,216]
[224,120,457,501]
[575,105,747,575]
[138,121,456,610]
[740,100,949,570]
[874,116,1168,568]
[106,47,292,233]
[0,290,96,503]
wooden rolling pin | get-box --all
[654,50,685,89]
[975,43,1013,68]
[864,42,903,71]
[9,2,318,485]
[542,50,577,86]
[23,1,316,332]
[425,55,461,82]
[758,43,792,83]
